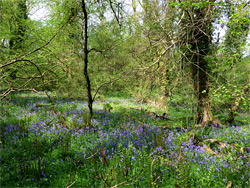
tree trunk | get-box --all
[9,0,27,50]
[81,0,93,118]
[192,55,214,125]
[187,3,215,125]
[226,81,250,125]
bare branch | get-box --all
[108,0,122,27]
[243,1,250,8]
[65,178,78,188]
[178,0,193,23]
[92,78,120,102]
[0,88,44,100]
[136,43,175,70]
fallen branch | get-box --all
[129,107,173,121]
[225,181,233,188]
[150,157,163,188]
[110,165,144,188]
[153,112,173,121]
[65,178,78,188]
[156,126,186,131]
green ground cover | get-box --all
[0,93,249,187]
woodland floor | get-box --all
[0,93,249,187]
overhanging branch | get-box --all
[0,24,65,69]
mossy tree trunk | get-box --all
[184,2,215,125]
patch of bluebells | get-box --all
[1,96,249,187]
[205,125,250,147]
[2,120,249,171]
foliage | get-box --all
[0,0,250,186]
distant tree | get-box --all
[9,0,28,51]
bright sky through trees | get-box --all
[29,3,49,21]
[28,0,249,57]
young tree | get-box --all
[81,0,93,116]
[49,0,129,117]
[223,2,250,124]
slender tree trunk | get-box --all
[81,0,93,117]
[226,81,249,125]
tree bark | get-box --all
[81,0,93,117]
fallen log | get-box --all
[201,139,250,157]
[153,112,173,121]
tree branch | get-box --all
[92,77,120,102]
[108,0,121,27]
[0,24,65,69]
[136,43,175,70]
